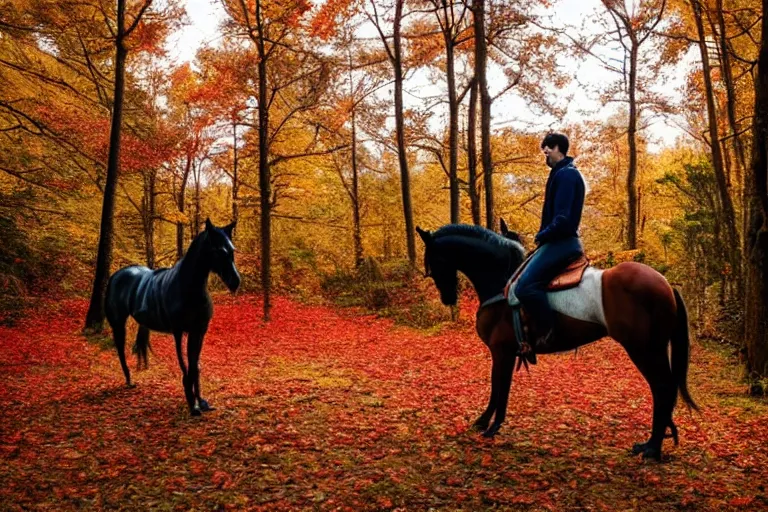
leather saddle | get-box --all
[504,252,589,299]
[503,252,590,368]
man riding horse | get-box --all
[515,132,586,352]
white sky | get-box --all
[165,0,690,150]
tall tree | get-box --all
[224,0,335,320]
[472,0,494,229]
[689,0,742,293]
[597,0,668,250]
[426,0,471,223]
[467,77,481,225]
[85,0,154,330]
[367,0,416,265]
[744,0,768,386]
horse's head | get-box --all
[416,226,458,306]
[499,218,526,273]
[204,218,241,293]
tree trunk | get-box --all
[144,168,156,268]
[443,1,459,224]
[177,152,192,260]
[474,0,493,229]
[393,0,416,265]
[84,0,127,330]
[257,0,272,321]
[715,0,748,183]
[467,77,480,225]
[744,0,768,385]
[351,100,363,268]
[626,43,639,250]
[691,0,742,294]
[193,160,201,236]
[232,120,239,223]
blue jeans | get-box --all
[515,237,584,331]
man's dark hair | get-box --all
[541,132,569,156]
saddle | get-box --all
[503,252,590,368]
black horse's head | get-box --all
[204,218,241,292]
[416,226,459,306]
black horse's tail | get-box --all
[671,288,699,411]
[134,326,151,369]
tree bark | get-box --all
[744,0,768,384]
[627,43,639,249]
[473,0,493,229]
[177,151,192,260]
[351,95,363,268]
[467,77,480,225]
[84,0,128,330]
[256,0,272,321]
[232,119,239,223]
[192,160,201,237]
[393,0,416,265]
[143,168,156,268]
[691,0,742,294]
[441,0,459,224]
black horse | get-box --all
[105,219,240,416]
[417,223,696,460]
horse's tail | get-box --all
[671,288,699,411]
[134,325,151,369]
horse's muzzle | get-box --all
[225,269,241,293]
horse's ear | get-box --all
[416,226,432,245]
[222,221,236,239]
[205,218,213,231]
[500,218,509,236]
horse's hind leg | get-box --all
[111,321,133,387]
[627,348,678,461]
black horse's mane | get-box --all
[432,224,525,260]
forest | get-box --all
[2,0,768,509]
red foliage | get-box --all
[1,296,768,510]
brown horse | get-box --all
[416,223,697,461]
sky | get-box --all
[164,0,691,151]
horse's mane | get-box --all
[432,224,525,260]
[181,229,209,265]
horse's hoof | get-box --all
[473,417,490,431]
[632,442,648,455]
[190,407,202,417]
[482,424,501,438]
[198,399,215,412]
[126,382,137,389]
[642,447,662,462]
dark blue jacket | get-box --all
[535,156,585,245]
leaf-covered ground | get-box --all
[1,295,767,511]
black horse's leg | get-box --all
[112,322,133,387]
[174,331,187,376]
[474,358,499,431]
[629,349,677,461]
[174,331,196,415]
[483,349,514,438]
[186,330,203,416]
[193,331,213,412]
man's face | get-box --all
[542,145,564,168]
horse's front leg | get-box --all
[192,329,213,412]
[483,342,515,438]
[174,331,196,415]
[473,357,498,431]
